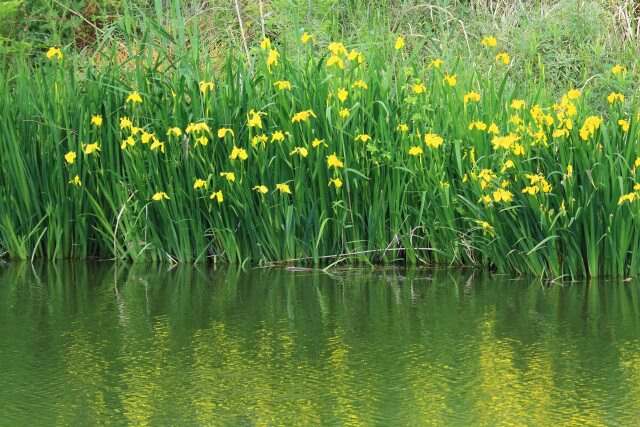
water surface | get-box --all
[1,263,640,425]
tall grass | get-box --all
[1,3,639,279]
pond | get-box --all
[1,263,639,425]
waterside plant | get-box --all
[1,19,639,279]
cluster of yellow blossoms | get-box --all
[52,31,635,240]
[94,94,346,202]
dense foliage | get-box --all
[2,24,640,279]
[1,1,640,278]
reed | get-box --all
[0,7,639,279]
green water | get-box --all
[1,263,640,425]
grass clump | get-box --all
[1,2,640,279]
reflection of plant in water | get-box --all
[1,265,640,424]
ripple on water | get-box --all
[1,265,640,425]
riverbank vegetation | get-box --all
[1,0,640,278]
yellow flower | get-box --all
[579,116,602,141]
[524,174,553,193]
[480,36,497,47]
[291,109,317,123]
[478,195,492,205]
[195,136,209,146]
[619,119,630,133]
[492,188,513,203]
[567,164,573,177]
[252,134,268,147]
[607,92,624,104]
[83,142,100,155]
[64,151,77,164]
[542,114,555,127]
[488,122,499,135]
[218,128,235,139]
[327,55,344,69]
[522,186,540,196]
[150,139,165,153]
[530,104,544,121]
[152,192,170,201]
[267,49,279,73]
[329,178,343,188]
[475,220,495,236]
[428,59,444,69]
[513,143,525,156]
[193,179,207,189]
[312,138,327,148]
[121,136,135,150]
[247,109,266,128]
[611,64,627,76]
[412,83,427,94]
[91,115,103,127]
[501,159,515,173]
[271,131,285,143]
[126,92,142,104]
[120,117,132,129]
[230,146,248,161]
[337,88,348,103]
[328,42,348,56]
[397,123,409,132]
[327,153,344,168]
[526,174,543,185]
[424,132,444,148]
[274,80,292,90]
[394,36,405,50]
[290,147,308,158]
[408,146,423,156]
[355,134,371,143]
[495,52,510,64]
[491,133,520,150]
[167,127,182,137]
[199,80,215,94]
[442,74,457,87]
[464,91,481,105]
[478,169,495,184]
[276,183,291,194]
[553,128,569,138]
[68,175,81,186]
[468,121,487,131]
[46,47,63,60]
[347,49,363,63]
[260,38,271,50]
[510,99,526,110]
[253,185,268,194]
[352,80,368,89]
[618,192,636,205]
[186,122,210,134]
[220,172,236,182]
[210,191,223,203]
[301,32,315,44]
[140,132,153,144]
[567,89,581,100]
[509,114,523,126]
[339,108,350,119]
